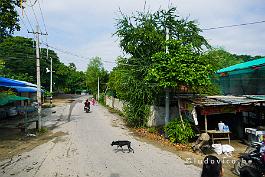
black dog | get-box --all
[111,140,134,153]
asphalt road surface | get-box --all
[0,99,201,177]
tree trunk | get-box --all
[177,98,185,129]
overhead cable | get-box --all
[24,9,34,32]
[202,20,265,31]
[42,43,141,66]
[26,0,38,7]
[29,0,40,29]
[37,0,48,34]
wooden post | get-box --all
[178,99,185,129]
[204,115,208,132]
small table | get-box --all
[207,130,231,144]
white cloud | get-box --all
[16,0,265,71]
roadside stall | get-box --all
[192,95,265,144]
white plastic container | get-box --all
[218,122,225,132]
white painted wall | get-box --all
[105,96,179,127]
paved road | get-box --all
[0,100,201,177]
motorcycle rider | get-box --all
[84,99,90,112]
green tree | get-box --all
[0,36,86,93]
[232,54,265,62]
[85,57,108,95]
[202,48,243,71]
[0,0,20,41]
[0,36,60,89]
[111,7,210,127]
[146,40,212,91]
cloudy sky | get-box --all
[16,0,265,71]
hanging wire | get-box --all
[28,0,40,29]
[202,20,265,31]
[24,9,34,32]
[25,0,38,7]
[37,0,48,34]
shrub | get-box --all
[147,127,158,133]
[164,118,195,144]
[37,127,48,134]
[99,93,105,105]
[123,104,150,127]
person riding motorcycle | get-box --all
[84,99,90,112]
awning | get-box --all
[17,80,37,87]
[217,57,265,74]
[0,93,30,106]
[6,86,43,93]
[0,77,26,87]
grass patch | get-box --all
[37,127,48,135]
[106,106,125,117]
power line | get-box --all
[29,0,41,30]
[25,0,38,7]
[18,14,30,33]
[24,9,34,32]
[42,43,146,67]
[202,20,265,31]
[37,0,48,35]
[42,43,117,64]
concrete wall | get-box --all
[105,96,113,108]
[105,96,124,112]
[105,96,179,127]
[113,98,124,112]
[147,106,179,127]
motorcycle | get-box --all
[84,106,90,113]
[244,142,262,153]
[234,151,265,175]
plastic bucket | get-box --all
[218,122,225,131]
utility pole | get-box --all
[29,25,48,130]
[36,25,42,129]
[165,27,170,125]
[97,77,100,101]
[50,57,53,106]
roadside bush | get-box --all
[123,104,150,127]
[37,127,48,134]
[164,118,195,144]
[44,91,52,97]
[147,127,157,133]
[99,93,105,105]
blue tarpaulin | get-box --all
[0,77,27,87]
[5,86,39,93]
[0,77,43,93]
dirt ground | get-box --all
[0,94,79,161]
[0,129,67,161]
[131,128,248,177]
[0,96,249,177]
[43,94,81,106]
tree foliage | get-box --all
[0,36,86,93]
[110,7,210,127]
[233,54,265,62]
[202,48,243,72]
[164,118,195,143]
[85,57,108,95]
[0,0,20,41]
[146,40,213,91]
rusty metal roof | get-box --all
[193,95,265,106]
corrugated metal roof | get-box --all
[217,57,265,74]
[193,95,265,106]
